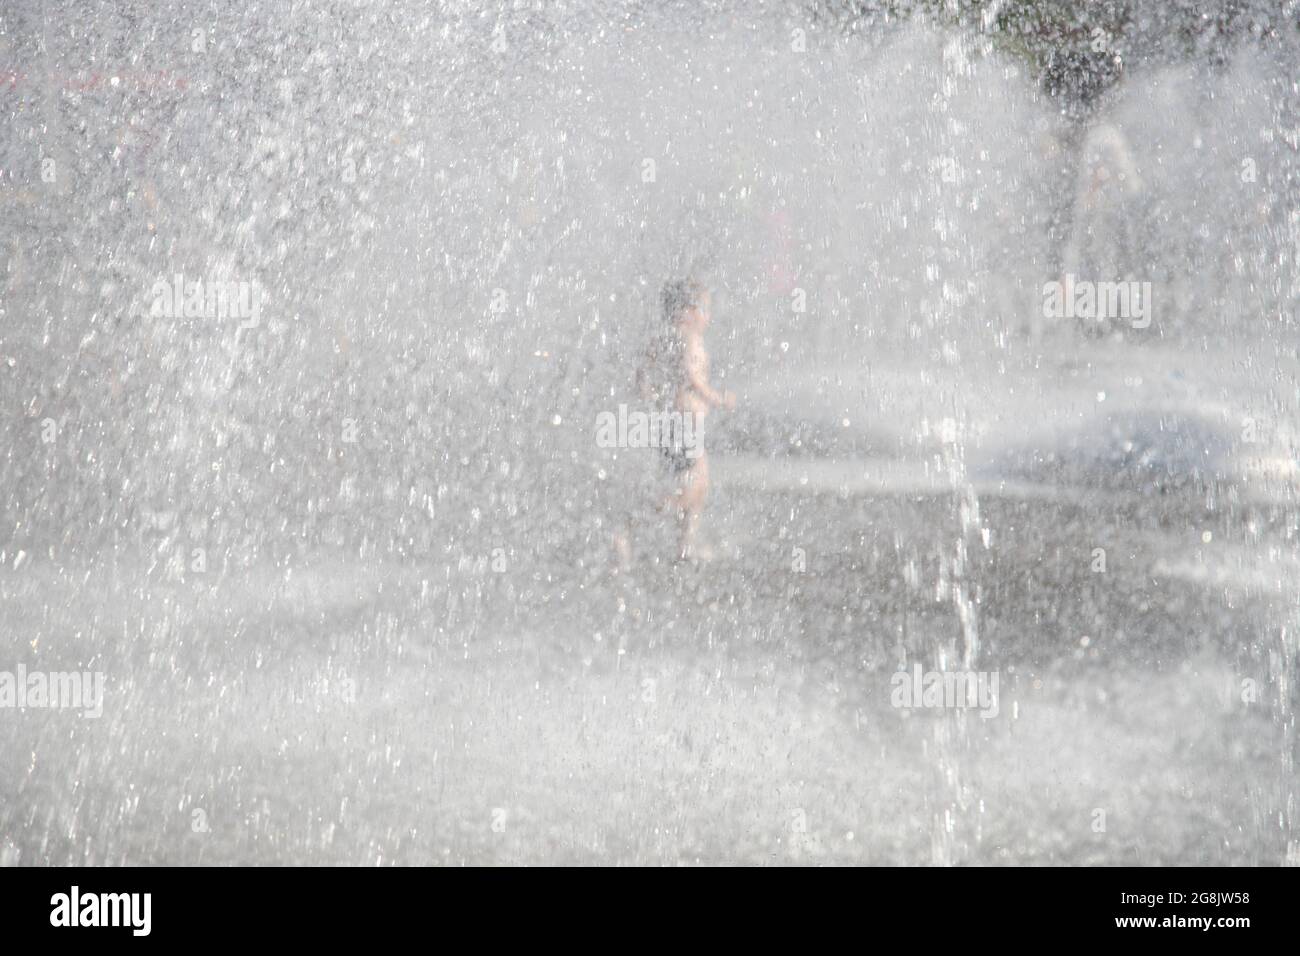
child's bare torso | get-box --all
[644,328,711,419]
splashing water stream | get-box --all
[1,0,1298,865]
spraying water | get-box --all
[1,0,1298,865]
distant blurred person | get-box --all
[614,276,736,567]
[1060,120,1144,317]
[1040,47,1145,336]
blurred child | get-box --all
[615,277,735,566]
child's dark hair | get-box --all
[661,277,706,323]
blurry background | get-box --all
[1,0,1298,865]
